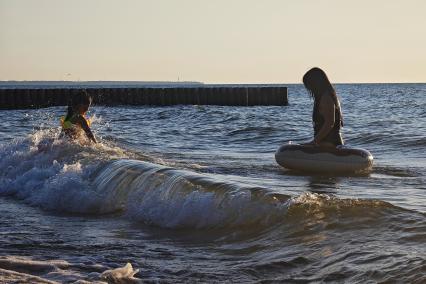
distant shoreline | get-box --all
[0,81,425,86]
[0,81,290,89]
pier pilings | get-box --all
[0,86,288,109]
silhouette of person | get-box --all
[60,90,97,143]
[303,67,343,147]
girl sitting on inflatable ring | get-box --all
[303,67,344,147]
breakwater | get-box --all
[0,86,288,109]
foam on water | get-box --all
[0,129,293,228]
[0,255,140,283]
[0,129,403,231]
[0,129,129,214]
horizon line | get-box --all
[1,80,425,85]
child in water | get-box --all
[60,90,97,143]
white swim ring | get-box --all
[275,143,373,173]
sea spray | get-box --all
[0,129,294,228]
[0,129,129,213]
[0,129,404,231]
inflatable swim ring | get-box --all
[275,143,373,173]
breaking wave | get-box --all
[0,129,407,230]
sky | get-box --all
[1,0,425,83]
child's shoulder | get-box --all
[75,114,91,127]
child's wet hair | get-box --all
[65,90,92,120]
[71,89,92,107]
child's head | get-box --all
[71,90,92,114]
[303,67,335,99]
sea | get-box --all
[0,83,425,283]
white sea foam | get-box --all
[0,129,129,214]
[1,129,348,231]
[2,129,386,230]
[0,127,397,231]
[100,263,140,283]
[0,256,140,283]
[0,129,294,229]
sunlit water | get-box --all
[0,84,425,283]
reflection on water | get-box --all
[306,176,341,194]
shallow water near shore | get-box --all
[0,83,425,282]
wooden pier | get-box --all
[0,86,288,109]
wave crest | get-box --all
[92,159,292,229]
[0,129,407,231]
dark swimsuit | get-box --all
[313,94,344,146]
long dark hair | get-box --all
[303,67,343,126]
[303,67,336,100]
[65,89,92,120]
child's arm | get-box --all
[77,115,97,143]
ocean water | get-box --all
[0,83,425,283]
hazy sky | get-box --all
[1,0,425,83]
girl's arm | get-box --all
[77,115,97,143]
